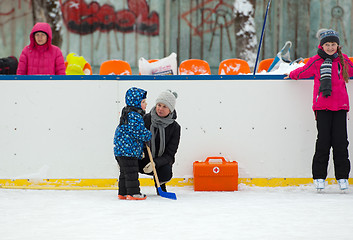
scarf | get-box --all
[150,106,175,157]
[317,49,339,98]
[119,106,145,126]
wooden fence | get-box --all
[0,0,353,73]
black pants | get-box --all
[116,156,141,196]
[138,157,173,184]
[312,110,350,180]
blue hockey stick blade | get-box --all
[157,187,177,200]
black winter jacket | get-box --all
[142,111,181,168]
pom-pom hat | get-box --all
[319,29,340,46]
[156,90,178,112]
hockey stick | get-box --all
[253,0,272,75]
[146,145,177,200]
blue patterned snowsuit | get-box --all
[114,87,152,196]
[114,87,152,159]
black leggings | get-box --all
[312,110,350,179]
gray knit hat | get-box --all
[156,90,178,112]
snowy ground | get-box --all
[1,184,352,240]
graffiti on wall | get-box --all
[0,0,29,17]
[330,5,348,46]
[181,0,234,52]
[181,0,234,37]
[0,0,32,47]
[60,0,159,36]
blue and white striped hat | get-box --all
[319,29,340,46]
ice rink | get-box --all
[1,184,352,240]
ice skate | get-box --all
[314,179,325,191]
[337,179,348,191]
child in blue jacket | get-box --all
[114,87,152,200]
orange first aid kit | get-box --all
[193,157,238,191]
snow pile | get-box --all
[219,63,242,75]
[257,61,306,75]
[179,66,211,75]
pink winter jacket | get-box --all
[17,22,66,75]
[289,47,353,112]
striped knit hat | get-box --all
[319,29,340,46]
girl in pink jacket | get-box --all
[287,29,353,191]
[17,22,66,75]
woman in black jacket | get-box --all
[139,90,181,193]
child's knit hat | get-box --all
[319,29,340,46]
[156,90,178,112]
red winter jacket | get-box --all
[17,22,66,75]
[289,46,353,112]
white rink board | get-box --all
[0,76,352,179]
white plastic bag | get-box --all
[139,52,177,75]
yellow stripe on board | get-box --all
[0,178,351,190]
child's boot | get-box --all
[118,195,127,200]
[126,193,147,200]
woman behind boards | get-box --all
[17,22,66,75]
[139,90,181,193]
[285,29,353,191]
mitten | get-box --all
[143,162,155,174]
